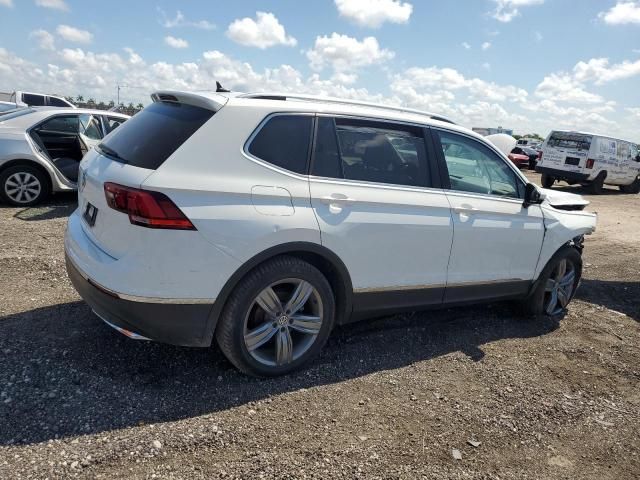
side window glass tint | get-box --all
[334,119,429,187]
[311,117,342,178]
[79,114,103,140]
[23,94,46,106]
[38,115,79,134]
[248,115,313,174]
[437,131,521,199]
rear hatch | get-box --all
[541,132,592,173]
[77,93,224,258]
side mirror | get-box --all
[523,183,543,208]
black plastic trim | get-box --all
[66,254,213,347]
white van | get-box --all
[536,130,640,194]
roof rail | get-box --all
[238,92,456,125]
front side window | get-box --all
[78,114,103,140]
[103,116,126,134]
[49,96,70,107]
[23,94,46,106]
[312,117,430,188]
[248,115,313,174]
[436,130,522,199]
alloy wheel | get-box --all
[544,259,576,315]
[243,278,323,367]
[4,172,42,204]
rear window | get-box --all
[248,115,313,174]
[547,132,592,151]
[97,101,214,170]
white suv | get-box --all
[65,90,597,376]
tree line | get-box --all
[64,96,145,116]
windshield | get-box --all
[547,132,592,151]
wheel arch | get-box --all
[0,159,54,192]
[202,242,354,346]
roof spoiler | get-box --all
[150,90,228,112]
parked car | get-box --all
[0,107,129,206]
[65,90,596,377]
[507,149,530,168]
[537,130,640,194]
[9,91,76,109]
[511,146,541,170]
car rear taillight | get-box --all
[585,158,595,169]
[104,182,195,230]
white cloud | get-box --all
[226,12,296,49]
[331,72,358,85]
[35,0,68,10]
[462,42,471,49]
[535,73,605,104]
[334,0,413,28]
[482,42,491,50]
[0,0,13,7]
[627,107,640,120]
[482,62,491,70]
[598,2,640,25]
[573,57,640,84]
[306,33,394,72]
[164,36,189,49]
[30,29,55,50]
[490,0,544,23]
[56,25,93,44]
[158,9,215,30]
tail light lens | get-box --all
[586,158,595,169]
[104,182,196,230]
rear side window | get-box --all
[248,115,313,174]
[312,116,430,188]
[98,101,214,169]
[38,115,80,134]
[23,94,46,106]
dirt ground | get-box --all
[0,172,638,479]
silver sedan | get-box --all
[0,107,129,206]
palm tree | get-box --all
[98,101,106,110]
[136,103,144,110]
[76,95,84,103]
[108,100,115,108]
[87,98,96,106]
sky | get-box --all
[0,0,639,140]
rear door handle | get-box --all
[452,206,478,214]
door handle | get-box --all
[452,206,478,214]
[320,195,356,205]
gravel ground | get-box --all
[0,172,638,479]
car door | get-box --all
[33,115,82,159]
[309,116,454,314]
[77,114,104,153]
[432,128,545,303]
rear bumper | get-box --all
[66,254,214,347]
[535,166,590,182]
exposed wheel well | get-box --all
[0,160,53,191]
[204,243,353,346]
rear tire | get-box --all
[541,174,555,189]
[620,175,640,194]
[587,172,606,194]
[0,164,49,206]
[215,256,335,377]
[521,246,582,317]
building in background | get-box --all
[472,126,514,137]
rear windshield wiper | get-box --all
[97,144,128,163]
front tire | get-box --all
[541,174,555,188]
[215,256,335,377]
[0,165,49,206]
[521,246,582,317]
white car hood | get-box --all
[539,188,589,208]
